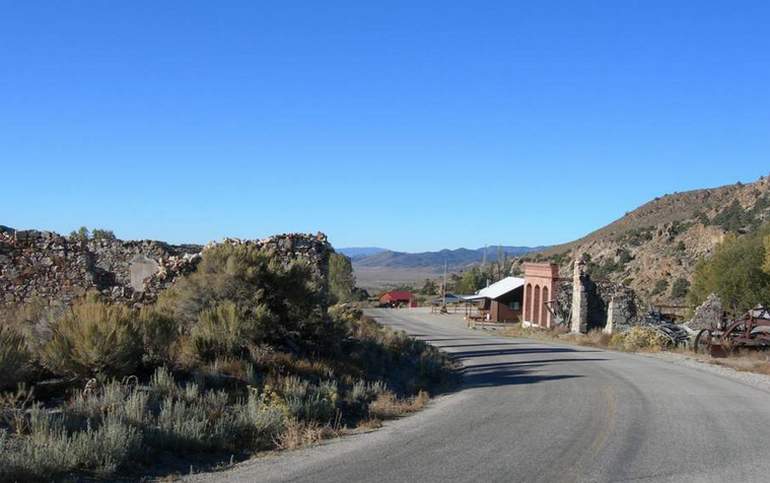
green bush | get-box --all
[329,252,356,303]
[138,307,179,366]
[651,279,669,296]
[190,301,265,360]
[689,226,770,314]
[158,243,334,353]
[671,278,690,299]
[41,302,142,379]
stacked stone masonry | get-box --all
[0,228,331,309]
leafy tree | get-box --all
[454,267,485,294]
[91,228,116,240]
[420,278,438,296]
[689,226,770,314]
[328,253,356,304]
[764,235,770,275]
[69,226,90,241]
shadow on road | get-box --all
[450,347,600,359]
[437,342,524,349]
[446,347,605,389]
[462,369,583,388]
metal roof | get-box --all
[473,276,525,300]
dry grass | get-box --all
[368,390,429,420]
[274,419,341,450]
[678,348,770,376]
[501,323,668,352]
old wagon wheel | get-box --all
[694,329,712,354]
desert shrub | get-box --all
[41,301,142,379]
[617,248,633,264]
[245,389,288,448]
[154,389,250,452]
[651,279,669,296]
[0,407,142,481]
[158,243,337,354]
[279,376,338,423]
[612,326,669,351]
[671,278,690,299]
[0,325,31,390]
[189,301,265,360]
[138,307,179,366]
[712,200,751,232]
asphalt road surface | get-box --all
[191,308,770,483]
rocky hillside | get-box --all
[520,175,770,306]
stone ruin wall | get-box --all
[0,228,332,310]
[546,258,641,334]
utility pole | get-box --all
[442,260,448,308]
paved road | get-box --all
[192,308,770,482]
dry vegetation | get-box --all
[500,324,672,353]
[0,244,455,481]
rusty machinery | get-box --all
[694,306,770,357]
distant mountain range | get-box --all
[337,247,388,260]
[339,245,544,270]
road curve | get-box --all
[190,308,770,483]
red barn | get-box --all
[379,290,416,308]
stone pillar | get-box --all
[570,260,588,334]
[604,297,617,335]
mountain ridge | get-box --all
[351,245,544,270]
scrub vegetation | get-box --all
[689,223,770,314]
[0,244,454,481]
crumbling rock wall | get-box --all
[0,229,202,307]
[566,256,640,334]
[686,293,724,331]
[0,229,332,309]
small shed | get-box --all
[379,290,416,308]
[465,277,525,322]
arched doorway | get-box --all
[541,286,549,328]
[525,283,532,321]
[533,285,541,326]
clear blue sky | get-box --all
[2,2,769,252]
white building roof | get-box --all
[472,276,525,300]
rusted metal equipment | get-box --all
[641,310,691,348]
[694,306,770,357]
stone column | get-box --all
[604,297,617,334]
[570,260,588,334]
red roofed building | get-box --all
[379,290,416,308]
